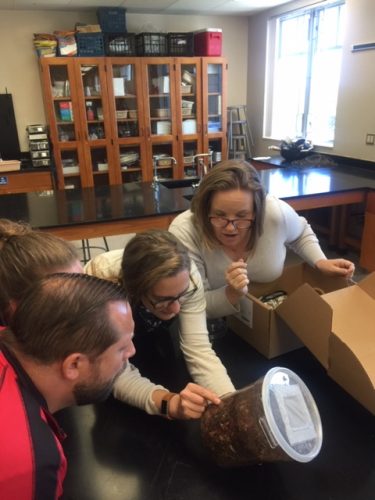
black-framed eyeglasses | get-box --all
[147,275,198,310]
[209,216,254,229]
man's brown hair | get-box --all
[0,219,79,323]
[6,273,128,363]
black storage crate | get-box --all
[76,32,105,56]
[168,32,194,56]
[104,33,136,56]
[97,7,127,33]
[136,33,168,56]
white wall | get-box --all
[0,11,248,152]
[247,0,375,161]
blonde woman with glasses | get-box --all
[85,230,235,420]
[169,159,354,319]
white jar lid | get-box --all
[262,367,323,462]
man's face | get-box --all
[74,301,135,405]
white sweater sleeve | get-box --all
[113,363,168,415]
[84,249,124,282]
[178,263,235,396]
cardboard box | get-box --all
[227,263,349,359]
[276,272,375,415]
[0,160,21,172]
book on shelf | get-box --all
[59,101,74,121]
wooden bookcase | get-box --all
[40,56,227,189]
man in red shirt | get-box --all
[0,273,135,500]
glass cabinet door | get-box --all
[145,61,175,137]
[175,59,202,178]
[40,58,86,189]
[75,60,114,186]
[49,64,77,143]
[207,63,223,133]
[141,59,178,180]
[110,62,141,139]
[107,59,149,182]
[202,58,228,163]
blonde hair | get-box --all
[0,219,79,323]
[191,159,266,250]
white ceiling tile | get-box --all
[122,0,176,13]
[0,0,294,14]
[14,0,70,9]
[166,0,226,12]
[71,0,123,6]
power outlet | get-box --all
[365,133,375,145]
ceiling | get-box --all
[0,0,293,15]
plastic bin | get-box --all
[136,33,168,56]
[168,32,194,56]
[76,32,105,56]
[153,108,170,118]
[194,29,222,56]
[97,7,127,33]
[104,33,136,56]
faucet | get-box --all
[191,152,213,189]
[152,155,177,188]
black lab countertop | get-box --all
[57,329,375,500]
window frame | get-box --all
[263,0,346,147]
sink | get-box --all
[160,178,199,189]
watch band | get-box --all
[160,392,177,419]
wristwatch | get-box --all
[160,392,177,419]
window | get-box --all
[263,1,346,146]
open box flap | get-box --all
[322,285,375,382]
[276,283,333,369]
[357,272,375,300]
[329,335,375,414]
[278,278,375,414]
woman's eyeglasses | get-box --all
[209,216,254,229]
[147,276,198,310]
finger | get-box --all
[181,407,206,419]
[229,276,249,289]
[180,398,207,414]
[227,261,248,271]
[227,267,248,280]
[184,384,221,405]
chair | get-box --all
[80,237,109,264]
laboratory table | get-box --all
[0,163,373,238]
[57,329,375,500]
[0,159,375,268]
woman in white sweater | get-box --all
[169,160,355,319]
[85,230,235,420]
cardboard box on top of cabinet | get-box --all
[228,262,375,415]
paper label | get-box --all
[273,384,317,446]
[238,297,253,329]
